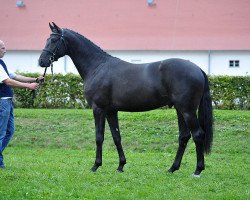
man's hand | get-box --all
[27,83,39,90]
[36,76,44,83]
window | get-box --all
[229,60,234,67]
[229,60,240,68]
[235,60,239,67]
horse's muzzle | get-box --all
[38,58,50,68]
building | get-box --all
[1,0,250,75]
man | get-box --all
[0,40,43,169]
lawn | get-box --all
[0,109,249,199]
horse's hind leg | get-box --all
[182,111,205,176]
[168,109,191,173]
[91,107,106,172]
[107,111,126,172]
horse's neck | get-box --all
[66,34,109,78]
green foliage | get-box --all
[0,109,249,199]
[209,76,250,110]
[14,73,88,109]
[13,73,250,110]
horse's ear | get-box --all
[49,22,61,33]
[49,22,54,32]
[52,22,61,33]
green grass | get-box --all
[0,109,249,199]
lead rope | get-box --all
[31,66,47,100]
[31,62,54,100]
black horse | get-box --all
[39,23,213,176]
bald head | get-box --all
[0,40,6,58]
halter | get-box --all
[42,29,67,65]
[32,29,67,100]
[42,29,67,79]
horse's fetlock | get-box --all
[95,160,102,166]
[173,164,180,170]
[120,159,126,165]
[197,164,205,171]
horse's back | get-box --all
[160,58,204,79]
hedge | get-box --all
[209,76,249,110]
[14,73,88,109]
[13,73,249,110]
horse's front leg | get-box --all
[107,111,126,172]
[91,107,106,172]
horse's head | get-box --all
[39,22,67,67]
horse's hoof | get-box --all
[91,168,97,172]
[168,166,179,173]
[91,166,98,172]
[193,168,203,177]
[117,166,124,172]
[192,173,201,178]
[117,168,124,172]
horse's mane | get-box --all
[65,28,111,58]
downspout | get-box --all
[64,56,67,73]
[208,50,211,75]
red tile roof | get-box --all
[1,0,250,50]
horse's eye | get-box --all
[51,38,57,43]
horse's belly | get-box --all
[118,104,169,112]
[112,95,171,112]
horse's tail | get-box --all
[198,70,214,154]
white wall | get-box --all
[210,51,250,76]
[3,50,250,76]
[4,51,43,73]
[109,50,209,73]
[3,50,66,74]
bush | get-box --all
[14,73,88,109]
[13,73,249,110]
[209,76,250,110]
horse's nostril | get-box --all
[39,59,45,67]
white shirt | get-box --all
[0,66,16,83]
[0,64,16,99]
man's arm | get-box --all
[13,74,44,83]
[13,74,37,82]
[3,78,38,90]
